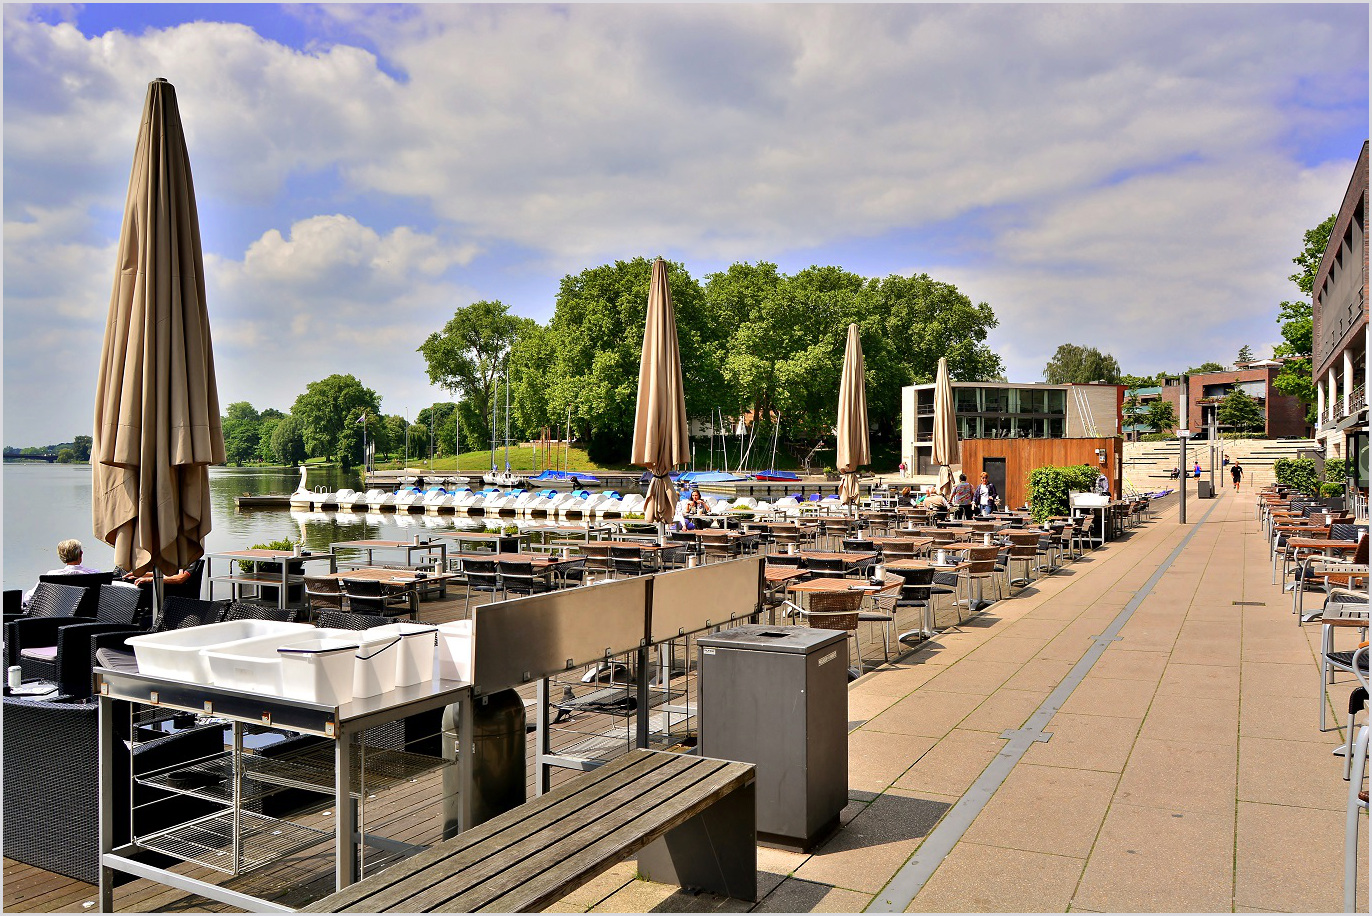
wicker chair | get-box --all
[218,601,303,623]
[8,585,146,692]
[896,566,938,645]
[700,532,740,563]
[462,557,503,604]
[610,545,649,578]
[804,590,865,678]
[21,581,87,619]
[89,596,232,676]
[498,559,554,597]
[859,574,904,662]
[342,577,414,620]
[2,696,223,884]
[958,546,1004,610]
[304,575,345,616]
[316,609,394,630]
[1005,532,1043,588]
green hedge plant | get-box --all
[1026,463,1099,523]
[1273,457,1320,495]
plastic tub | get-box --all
[203,633,306,695]
[365,623,439,687]
[277,638,361,705]
[436,620,473,682]
[352,632,401,698]
[126,621,313,684]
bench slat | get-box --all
[402,757,727,912]
[302,751,659,913]
[477,760,753,913]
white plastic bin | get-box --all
[126,621,312,684]
[277,638,361,705]
[436,620,473,682]
[352,631,401,698]
[203,633,307,695]
[366,622,439,687]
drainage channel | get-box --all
[866,498,1222,912]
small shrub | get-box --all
[1026,464,1099,523]
[1324,457,1348,483]
[1320,482,1345,498]
[1273,457,1320,495]
[1140,432,1174,442]
[1218,432,1267,440]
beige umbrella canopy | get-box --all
[630,258,689,525]
[92,78,225,576]
[836,323,870,506]
[931,356,958,496]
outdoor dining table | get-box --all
[322,565,462,612]
[207,548,337,609]
[870,536,934,552]
[330,538,449,575]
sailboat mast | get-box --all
[504,368,511,472]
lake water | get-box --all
[2,463,502,591]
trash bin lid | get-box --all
[698,624,846,654]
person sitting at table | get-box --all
[921,490,950,516]
[22,538,103,607]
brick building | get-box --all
[1312,140,1368,487]
[1183,363,1309,440]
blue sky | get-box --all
[4,3,1368,445]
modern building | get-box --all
[1183,363,1309,440]
[900,381,1122,475]
[1312,140,1369,487]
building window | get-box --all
[956,389,980,413]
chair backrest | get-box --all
[1355,535,1370,565]
[219,601,301,623]
[342,578,385,599]
[164,559,206,600]
[867,575,905,614]
[766,554,804,568]
[805,557,848,575]
[898,566,935,602]
[842,539,876,553]
[806,610,860,632]
[39,572,115,592]
[305,576,342,595]
[1332,523,1368,543]
[157,596,229,630]
[316,610,393,630]
[807,590,864,614]
[967,546,1000,575]
[95,585,144,625]
[25,582,87,619]
[610,546,643,573]
[464,558,501,588]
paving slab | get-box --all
[906,842,1085,913]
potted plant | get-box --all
[247,538,306,603]
[823,466,839,481]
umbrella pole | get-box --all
[151,567,165,625]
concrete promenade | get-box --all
[560,490,1369,912]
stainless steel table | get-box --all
[97,668,472,912]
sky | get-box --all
[3,3,1368,446]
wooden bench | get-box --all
[303,749,757,912]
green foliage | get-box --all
[1273,457,1320,494]
[1145,399,1177,433]
[1218,432,1266,440]
[1187,362,1226,375]
[1324,457,1348,482]
[418,301,538,451]
[1216,388,1265,432]
[56,448,75,463]
[1026,464,1099,523]
[1140,432,1175,442]
[71,435,92,461]
[252,538,296,551]
[1042,344,1122,385]
[1290,214,1337,297]
[1320,482,1345,498]
[291,374,382,468]
[222,401,262,465]
[270,414,307,466]
[1237,345,1254,364]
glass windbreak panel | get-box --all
[982,387,1005,413]
[956,388,981,413]
[1047,390,1066,415]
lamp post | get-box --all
[1178,428,1192,523]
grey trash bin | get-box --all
[697,624,848,851]
[1197,480,1214,499]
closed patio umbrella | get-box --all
[630,258,689,526]
[92,78,225,577]
[836,323,870,507]
[932,356,958,496]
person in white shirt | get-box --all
[23,538,103,607]
[974,473,999,517]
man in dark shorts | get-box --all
[1230,461,1243,491]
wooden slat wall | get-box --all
[958,438,1123,511]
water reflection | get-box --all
[3,464,524,591]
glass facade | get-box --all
[947,386,1068,439]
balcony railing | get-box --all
[1352,385,1366,415]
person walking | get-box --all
[975,472,998,517]
[1230,461,1243,492]
[950,473,974,520]
[1193,461,1201,479]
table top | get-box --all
[800,551,879,563]
[787,576,884,594]
[324,566,461,583]
[871,536,934,547]
[764,567,810,584]
[212,549,330,561]
[330,540,445,550]
[884,558,970,572]
[457,551,573,567]
[942,540,1002,551]
[1287,538,1362,549]
[588,541,674,551]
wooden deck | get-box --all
[3,565,947,913]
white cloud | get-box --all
[2,3,1367,442]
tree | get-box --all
[57,448,75,463]
[1186,362,1226,375]
[383,414,410,461]
[1145,399,1177,433]
[71,435,92,462]
[1271,214,1335,426]
[270,415,307,466]
[291,375,382,467]
[221,401,261,465]
[418,302,535,455]
[414,403,460,458]
[1216,388,1265,432]
[1042,344,1122,385]
[1236,345,1254,365]
[1289,214,1337,296]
